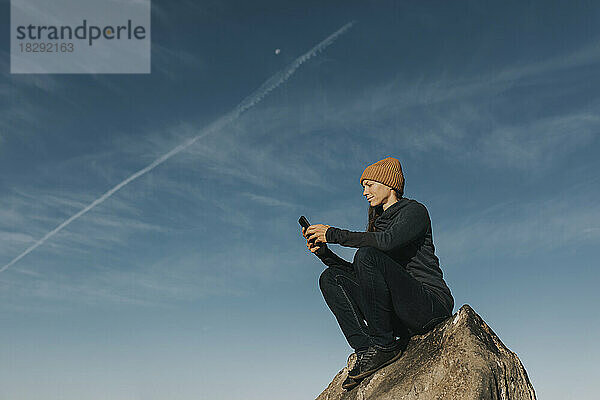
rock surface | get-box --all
[316,304,536,400]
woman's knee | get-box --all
[353,246,385,270]
[354,246,379,261]
[319,267,336,294]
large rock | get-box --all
[316,304,536,400]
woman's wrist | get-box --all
[325,226,336,243]
[315,244,329,256]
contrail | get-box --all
[1,21,355,273]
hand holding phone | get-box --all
[299,216,326,255]
[298,215,327,254]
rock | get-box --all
[316,304,537,400]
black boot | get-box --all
[347,346,403,380]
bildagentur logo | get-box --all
[15,19,147,46]
[11,0,151,74]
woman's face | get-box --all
[362,179,392,206]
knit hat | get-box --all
[360,157,404,194]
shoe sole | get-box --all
[348,349,403,380]
[342,379,361,391]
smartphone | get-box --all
[298,215,310,229]
[299,216,316,244]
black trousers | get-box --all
[319,246,451,351]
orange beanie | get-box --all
[360,157,404,194]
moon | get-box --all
[275,48,281,55]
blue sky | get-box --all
[1,0,599,399]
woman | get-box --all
[302,156,454,391]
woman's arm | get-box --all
[325,202,429,251]
[313,244,354,271]
[303,226,353,271]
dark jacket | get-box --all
[316,197,453,313]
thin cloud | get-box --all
[0,186,167,262]
[0,239,302,310]
[496,40,600,83]
[435,184,600,265]
[239,192,300,209]
[478,113,600,169]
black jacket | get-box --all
[316,197,453,313]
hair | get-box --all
[366,188,403,232]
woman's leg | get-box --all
[391,312,411,347]
[353,246,449,350]
[319,266,371,351]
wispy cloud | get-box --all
[477,113,599,169]
[435,182,600,265]
[495,39,600,82]
[239,192,300,208]
[0,233,302,310]
[0,194,165,274]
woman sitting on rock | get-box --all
[302,156,454,391]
